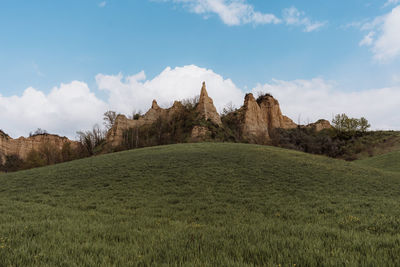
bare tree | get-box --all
[103,111,118,130]
[181,95,199,109]
[221,102,237,116]
[76,124,106,156]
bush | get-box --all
[221,110,244,142]
[29,128,48,137]
[0,154,24,172]
[24,150,47,169]
[270,127,345,158]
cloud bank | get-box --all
[1,65,399,139]
[0,82,107,139]
[359,5,400,61]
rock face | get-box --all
[191,126,210,141]
[257,94,297,131]
[196,82,222,125]
[240,94,269,142]
[0,131,77,163]
[106,100,184,147]
[306,119,332,131]
[238,93,297,142]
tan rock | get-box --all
[106,100,184,147]
[106,114,141,147]
[307,119,332,131]
[0,131,78,163]
[196,82,222,125]
[257,94,297,132]
[191,126,210,141]
[240,93,269,142]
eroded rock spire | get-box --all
[196,82,222,125]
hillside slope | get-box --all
[1,143,400,266]
[356,150,400,172]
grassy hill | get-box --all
[356,150,400,173]
[1,143,400,266]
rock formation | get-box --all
[257,94,297,132]
[196,82,222,125]
[106,99,184,147]
[0,81,333,166]
[0,131,77,163]
[306,119,332,131]
[191,126,210,141]
[107,82,221,146]
[240,93,269,142]
[105,82,331,147]
[237,93,297,142]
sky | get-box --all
[0,0,400,138]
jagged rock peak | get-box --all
[196,82,222,125]
[200,81,209,98]
[152,100,160,109]
[244,93,256,104]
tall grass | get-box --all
[1,143,400,266]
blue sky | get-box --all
[0,0,400,137]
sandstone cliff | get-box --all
[106,99,184,147]
[257,94,297,131]
[0,131,77,162]
[196,82,222,125]
[240,93,269,142]
[236,93,297,142]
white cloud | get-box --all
[384,0,400,7]
[359,6,400,61]
[171,0,280,26]
[96,65,244,114]
[282,7,326,32]
[253,78,400,130]
[161,0,324,31]
[0,82,107,139]
[99,1,106,8]
[359,31,375,46]
[393,73,400,83]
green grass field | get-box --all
[356,150,400,173]
[1,143,400,266]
